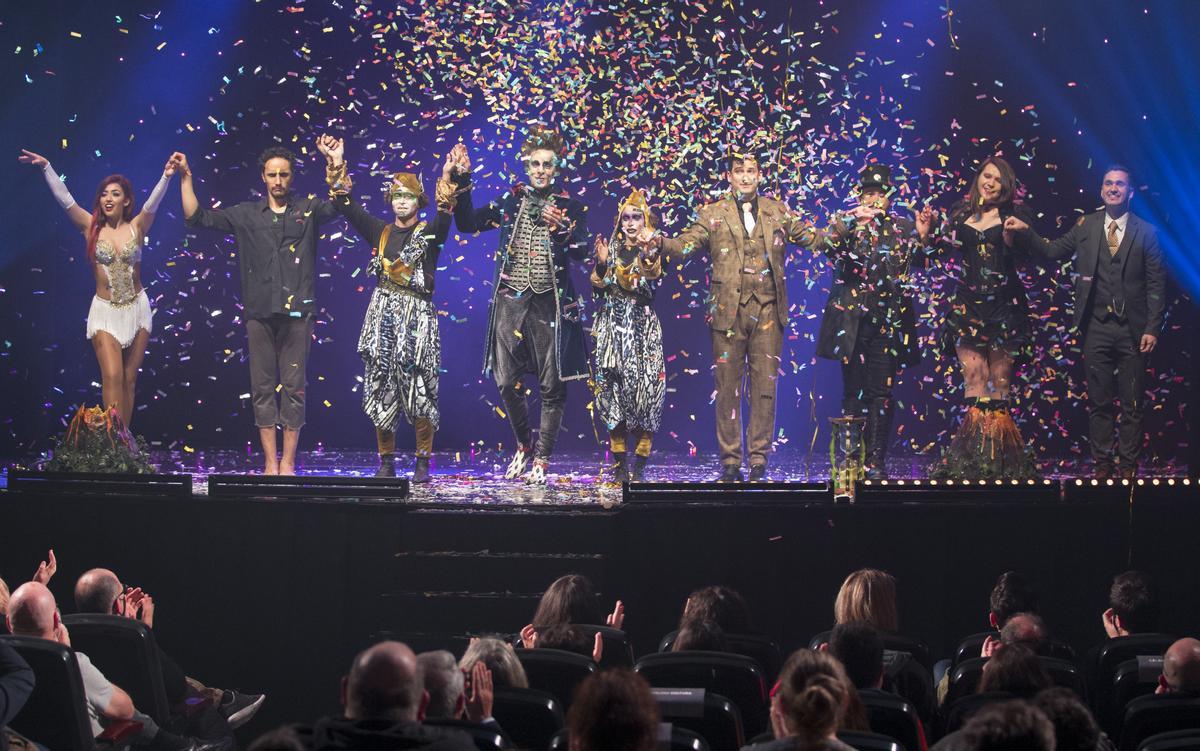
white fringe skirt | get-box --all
[86,290,153,349]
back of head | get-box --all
[989,572,1039,625]
[532,575,603,627]
[834,569,898,632]
[679,585,751,634]
[248,726,307,751]
[829,621,885,690]
[1032,687,1101,751]
[459,636,528,689]
[774,649,850,741]
[673,620,728,653]
[417,650,464,719]
[536,624,594,658]
[6,581,57,638]
[958,700,1055,751]
[344,641,424,722]
[978,644,1051,697]
[1162,637,1200,693]
[1109,570,1159,633]
[567,669,658,751]
[999,612,1047,651]
[75,568,123,614]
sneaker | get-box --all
[526,458,548,485]
[504,446,531,480]
[218,690,265,729]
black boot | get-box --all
[865,398,893,480]
[610,451,629,483]
[376,454,396,478]
[630,454,648,482]
[717,463,744,483]
[412,456,431,484]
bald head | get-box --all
[344,641,426,721]
[7,582,58,638]
[75,568,123,614]
[1162,638,1200,693]
[1001,612,1047,650]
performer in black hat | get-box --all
[819,165,932,479]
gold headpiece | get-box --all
[389,172,428,209]
[617,188,656,230]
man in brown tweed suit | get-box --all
[648,151,825,481]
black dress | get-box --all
[938,218,1033,359]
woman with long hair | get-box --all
[930,156,1038,480]
[20,149,176,428]
[762,649,859,750]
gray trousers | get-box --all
[1084,315,1146,470]
[712,297,782,467]
[493,289,566,460]
[246,315,313,430]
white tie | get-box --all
[742,202,756,235]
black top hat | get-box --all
[859,165,892,192]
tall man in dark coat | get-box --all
[819,166,931,479]
[450,127,590,486]
[1006,165,1166,478]
[649,150,825,482]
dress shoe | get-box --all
[375,454,396,478]
[630,454,648,482]
[717,464,744,483]
[748,464,768,482]
[412,456,431,484]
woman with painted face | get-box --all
[19,148,176,429]
[591,189,667,483]
[928,156,1039,480]
[318,135,457,483]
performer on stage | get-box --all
[449,126,590,486]
[19,149,176,429]
[591,189,667,483]
[177,148,339,475]
[929,157,1038,480]
[647,148,825,482]
[819,166,932,480]
[317,135,457,483]
[1004,165,1165,478]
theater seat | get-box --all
[516,648,596,711]
[950,631,1076,668]
[1118,693,1200,751]
[944,656,1080,706]
[651,688,744,751]
[636,651,768,738]
[836,730,904,751]
[809,630,932,672]
[1105,656,1163,736]
[1136,728,1200,751]
[1089,634,1175,709]
[1,635,142,751]
[942,691,1015,736]
[423,718,507,750]
[490,687,563,751]
[548,724,710,751]
[658,630,783,681]
[63,614,171,725]
[859,688,925,751]
[574,624,635,668]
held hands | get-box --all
[32,549,57,585]
[1139,334,1158,353]
[18,149,49,168]
[1001,215,1029,249]
[169,152,191,178]
[316,134,344,165]
[914,205,935,239]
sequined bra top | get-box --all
[94,226,142,306]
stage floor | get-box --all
[4,447,1184,504]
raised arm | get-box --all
[175,152,238,234]
[20,149,92,232]
[1012,214,1083,262]
[658,212,711,262]
[133,156,178,236]
[319,135,388,247]
[448,144,503,234]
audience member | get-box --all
[1,639,36,751]
[247,726,307,751]
[834,569,898,633]
[521,575,624,649]
[566,669,658,751]
[1102,571,1160,638]
[827,622,884,691]
[299,641,475,751]
[6,581,226,751]
[673,620,728,653]
[987,572,1039,630]
[977,644,1051,697]
[1031,687,1110,751]
[74,567,260,733]
[1156,637,1200,694]
[417,650,499,730]
[751,649,858,751]
[530,623,603,663]
[932,700,1056,751]
[679,585,752,634]
[458,637,528,689]
[982,611,1047,657]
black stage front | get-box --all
[3,477,1199,738]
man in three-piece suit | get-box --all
[649,151,825,482]
[1008,165,1165,478]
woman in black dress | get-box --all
[930,156,1038,479]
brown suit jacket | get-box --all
[661,194,824,330]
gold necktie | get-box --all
[1107,220,1119,256]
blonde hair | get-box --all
[0,576,9,621]
[774,649,851,741]
[459,637,529,689]
[834,569,898,632]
